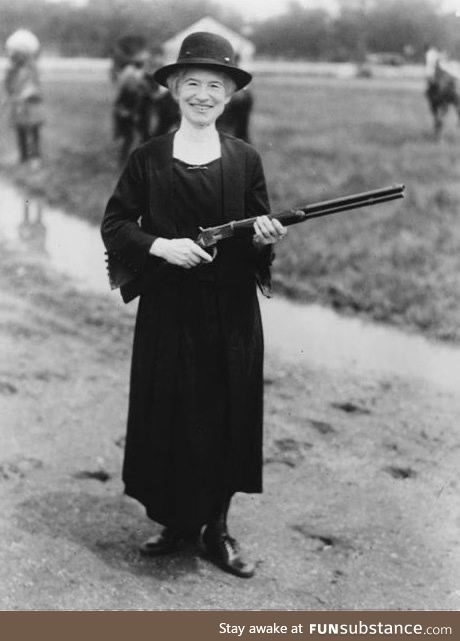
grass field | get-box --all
[1,71,460,342]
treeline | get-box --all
[0,0,458,61]
[255,0,460,61]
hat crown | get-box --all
[153,30,252,90]
[177,32,235,67]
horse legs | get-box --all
[434,109,442,139]
[454,95,460,128]
[238,110,251,143]
[431,102,448,140]
[119,126,135,167]
[138,98,155,142]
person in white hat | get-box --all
[3,29,44,168]
[101,32,287,578]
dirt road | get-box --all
[1,238,459,610]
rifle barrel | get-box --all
[281,191,404,225]
[301,184,404,216]
[232,184,405,232]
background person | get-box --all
[101,31,287,579]
[3,28,44,169]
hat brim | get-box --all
[154,59,252,90]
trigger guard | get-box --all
[201,246,217,263]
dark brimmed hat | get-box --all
[154,31,252,90]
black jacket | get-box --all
[102,131,273,302]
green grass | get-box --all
[1,72,460,342]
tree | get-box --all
[253,5,332,59]
[365,0,446,57]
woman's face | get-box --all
[175,68,232,129]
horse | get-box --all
[110,36,162,165]
[146,86,253,143]
[425,65,460,139]
[217,88,253,142]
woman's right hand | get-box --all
[150,238,213,269]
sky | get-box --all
[443,0,460,14]
[46,0,460,20]
[46,0,342,20]
[219,0,460,20]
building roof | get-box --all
[162,16,255,63]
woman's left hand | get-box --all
[253,216,287,246]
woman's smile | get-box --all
[189,103,213,111]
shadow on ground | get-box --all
[15,490,201,582]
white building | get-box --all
[161,16,255,66]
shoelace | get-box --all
[222,535,239,559]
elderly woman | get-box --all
[101,32,286,579]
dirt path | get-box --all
[1,239,459,610]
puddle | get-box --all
[1,179,108,293]
[1,178,460,392]
[259,296,460,391]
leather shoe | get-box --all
[139,528,186,556]
[202,527,255,578]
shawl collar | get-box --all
[220,132,245,221]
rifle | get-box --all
[196,183,405,252]
[106,183,405,294]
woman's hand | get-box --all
[150,238,213,268]
[253,216,287,247]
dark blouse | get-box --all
[172,156,223,282]
[162,156,229,529]
[172,156,224,230]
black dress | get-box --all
[104,134,270,536]
[135,158,240,531]
[167,157,230,530]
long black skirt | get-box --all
[123,272,241,532]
